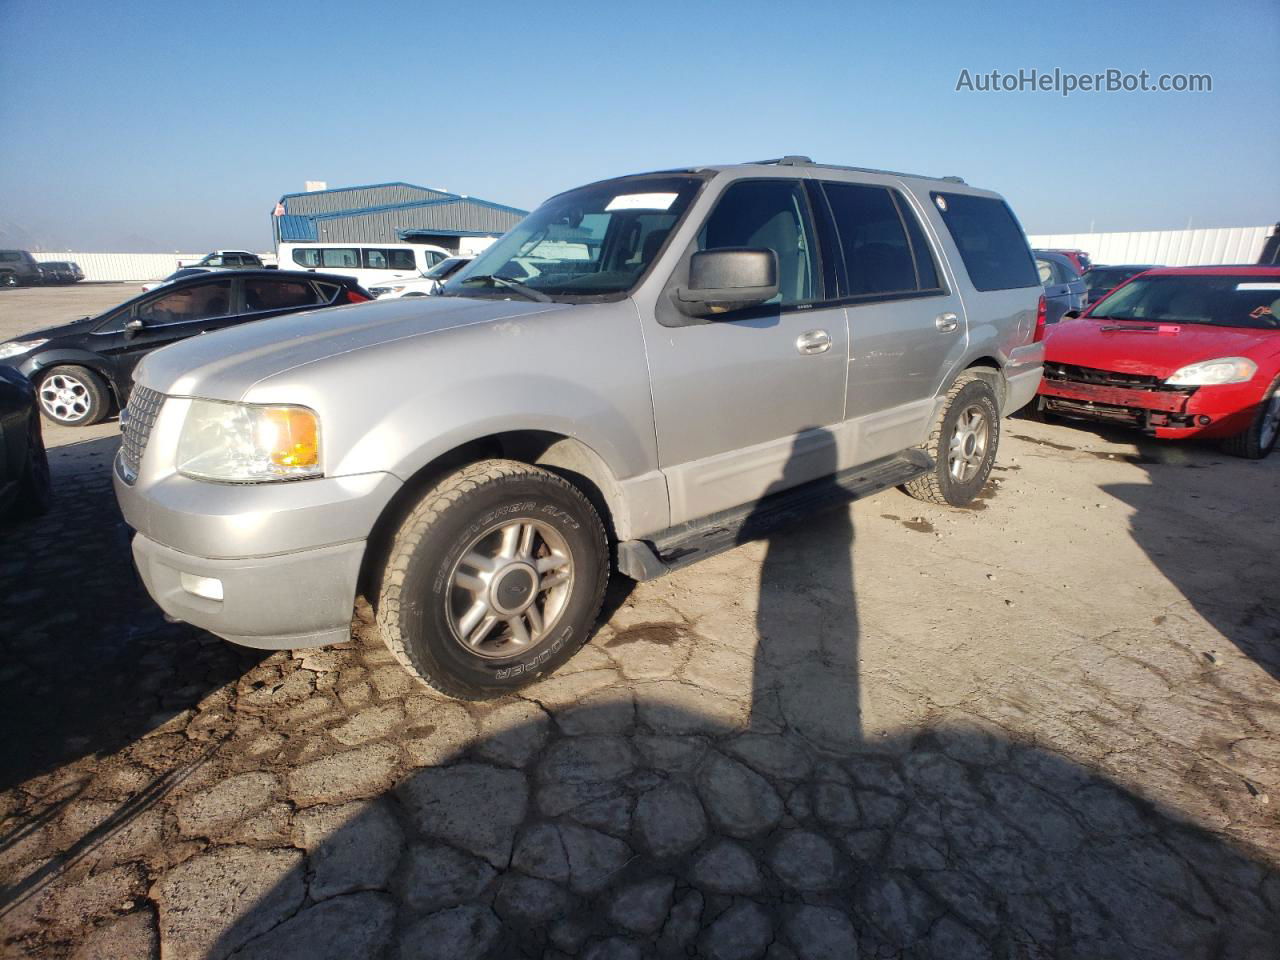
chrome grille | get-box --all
[119,385,165,483]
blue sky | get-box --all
[1,0,1276,251]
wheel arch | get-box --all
[959,355,1007,413]
[357,430,626,602]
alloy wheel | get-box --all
[948,404,990,483]
[39,373,91,423]
[446,518,574,660]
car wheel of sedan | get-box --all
[376,459,609,699]
[903,373,1000,506]
[37,365,111,426]
[1221,375,1280,460]
[14,408,52,517]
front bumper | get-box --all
[131,533,365,649]
[1037,377,1256,438]
[113,413,403,649]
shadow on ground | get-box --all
[190,433,1277,960]
[0,433,266,792]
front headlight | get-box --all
[177,399,322,482]
[0,339,47,359]
[1165,357,1257,386]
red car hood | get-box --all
[1044,317,1279,378]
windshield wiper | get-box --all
[457,274,552,303]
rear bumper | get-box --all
[131,533,364,649]
[1037,378,1257,438]
[1002,342,1045,416]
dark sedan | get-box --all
[0,270,372,426]
[1083,264,1160,307]
[0,366,51,521]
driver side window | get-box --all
[698,180,818,306]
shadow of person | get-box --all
[1102,449,1280,683]
[741,427,862,751]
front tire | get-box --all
[376,459,609,699]
[903,373,1000,506]
[37,365,111,426]
[1221,375,1280,460]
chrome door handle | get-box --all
[796,329,832,355]
[935,312,959,333]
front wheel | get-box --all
[902,373,1000,507]
[1221,376,1280,460]
[37,365,111,426]
[376,459,609,699]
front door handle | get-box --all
[796,329,832,355]
[935,312,959,333]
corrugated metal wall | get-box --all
[32,252,275,283]
[1027,226,1270,266]
[310,200,525,243]
[284,184,451,216]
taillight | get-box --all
[345,290,370,303]
[1033,295,1047,343]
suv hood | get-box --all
[136,295,564,399]
[1044,316,1279,378]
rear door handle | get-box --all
[935,312,959,333]
[795,329,832,355]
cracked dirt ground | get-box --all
[1,404,1277,959]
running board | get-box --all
[616,450,932,581]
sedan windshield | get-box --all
[1090,275,1280,330]
[443,175,705,301]
[1085,267,1149,297]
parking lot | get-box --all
[1,286,1277,959]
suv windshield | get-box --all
[1091,274,1280,330]
[443,175,705,301]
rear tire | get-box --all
[1221,376,1280,460]
[376,459,609,699]
[903,374,1000,506]
[37,365,111,426]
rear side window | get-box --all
[292,248,322,268]
[386,249,415,270]
[244,278,321,311]
[313,281,341,302]
[821,183,941,295]
[931,193,1039,291]
[321,248,358,269]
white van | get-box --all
[277,242,451,289]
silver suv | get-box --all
[113,158,1045,698]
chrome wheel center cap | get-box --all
[489,562,539,615]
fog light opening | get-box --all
[180,572,224,602]
[1197,415,1212,426]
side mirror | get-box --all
[124,317,144,336]
[1063,310,1081,321]
[676,248,779,317]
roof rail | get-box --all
[744,157,966,184]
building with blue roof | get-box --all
[271,182,527,254]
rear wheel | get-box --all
[903,373,1000,506]
[1221,376,1280,460]
[376,459,609,699]
[37,365,110,426]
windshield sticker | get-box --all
[1236,282,1280,291]
[605,193,678,212]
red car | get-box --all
[1034,266,1280,458]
